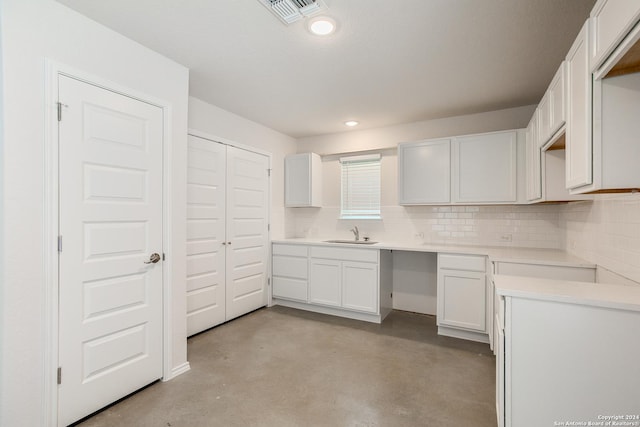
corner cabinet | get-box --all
[496,278,640,427]
[285,152,322,207]
[272,243,392,323]
[397,138,451,204]
[436,253,488,343]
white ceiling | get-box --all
[57,0,595,138]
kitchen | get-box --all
[1,0,640,426]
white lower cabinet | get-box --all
[309,258,342,307]
[273,243,390,323]
[436,253,488,342]
[342,261,378,313]
[309,247,379,313]
[498,292,640,427]
[272,244,309,302]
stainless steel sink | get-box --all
[324,239,378,245]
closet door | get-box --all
[186,135,227,336]
[225,146,270,321]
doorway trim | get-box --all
[43,60,181,426]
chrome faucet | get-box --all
[350,226,360,241]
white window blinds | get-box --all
[340,154,381,219]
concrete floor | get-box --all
[77,306,497,427]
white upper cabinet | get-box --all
[564,13,640,194]
[590,0,640,72]
[525,112,543,202]
[565,20,593,191]
[398,138,451,205]
[538,62,567,147]
[285,152,322,207]
[453,130,518,204]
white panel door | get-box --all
[225,146,269,321]
[58,75,163,425]
[186,135,226,336]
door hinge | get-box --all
[57,235,63,252]
[268,277,271,286]
[57,102,62,122]
[57,367,62,385]
[267,224,270,232]
[267,168,271,177]
[162,253,166,261]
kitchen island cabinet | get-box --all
[495,275,640,427]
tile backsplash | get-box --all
[290,204,564,249]
[286,194,640,283]
[561,193,640,283]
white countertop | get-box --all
[271,238,596,268]
[494,274,640,312]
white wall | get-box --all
[291,105,563,249]
[188,97,298,239]
[296,104,536,154]
[561,193,640,284]
[0,1,189,425]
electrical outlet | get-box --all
[500,234,513,242]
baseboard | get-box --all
[164,362,191,381]
[438,325,490,344]
[273,298,382,324]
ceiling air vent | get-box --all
[258,0,326,25]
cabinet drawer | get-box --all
[273,255,308,279]
[310,246,378,263]
[273,243,308,257]
[439,253,486,272]
[272,277,307,302]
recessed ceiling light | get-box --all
[345,121,359,127]
[308,16,336,36]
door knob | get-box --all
[144,253,161,264]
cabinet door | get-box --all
[591,0,640,72]
[398,139,451,204]
[453,131,517,203]
[309,258,342,307]
[285,153,321,207]
[548,62,566,138]
[566,21,593,190]
[525,113,542,202]
[437,269,486,332]
[342,261,378,313]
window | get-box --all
[340,154,381,219]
